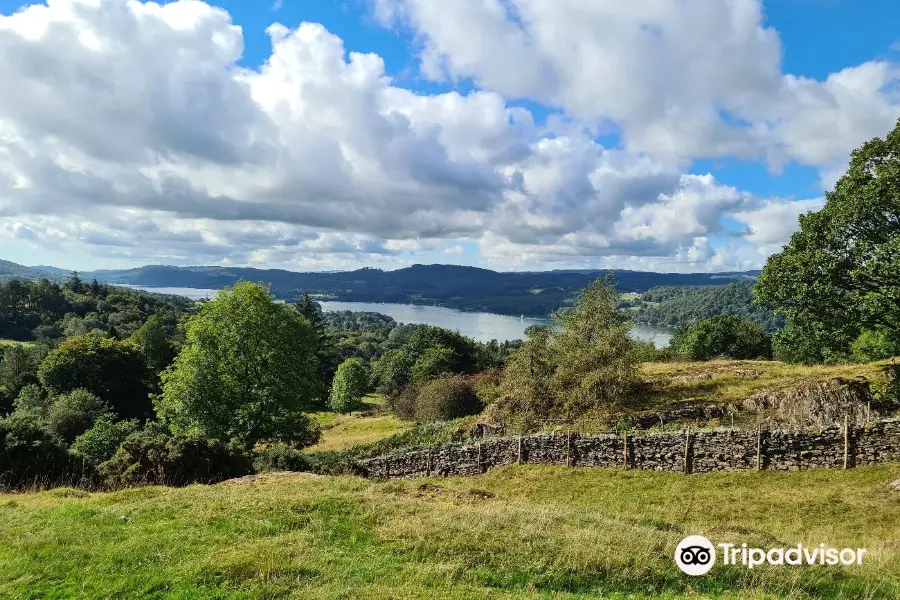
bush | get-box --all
[252,443,312,473]
[70,417,140,468]
[674,316,772,361]
[47,389,110,443]
[414,376,483,423]
[0,414,71,490]
[851,328,900,363]
[387,384,419,421]
[98,424,252,488]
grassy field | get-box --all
[1,465,899,599]
[0,339,34,348]
[306,394,413,453]
[640,359,892,408]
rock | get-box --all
[890,479,900,492]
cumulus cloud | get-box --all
[377,0,900,176]
[0,0,866,272]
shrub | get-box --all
[851,327,900,363]
[98,424,252,488]
[70,417,140,468]
[47,389,110,443]
[410,346,454,383]
[675,316,772,361]
[252,443,312,473]
[414,376,483,423]
[0,414,70,490]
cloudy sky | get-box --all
[1,0,898,273]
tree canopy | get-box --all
[328,358,369,414]
[157,282,321,448]
[755,118,900,361]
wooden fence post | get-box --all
[623,430,628,469]
[756,424,762,471]
[477,441,483,473]
[684,426,691,475]
[517,435,523,465]
[427,446,432,475]
[843,414,850,470]
[566,430,572,467]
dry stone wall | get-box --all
[357,419,900,479]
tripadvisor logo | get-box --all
[674,535,867,576]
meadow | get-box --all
[1,465,899,599]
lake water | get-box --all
[125,286,673,346]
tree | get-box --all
[673,316,772,361]
[755,118,900,361]
[410,345,455,383]
[550,275,639,417]
[37,336,152,420]
[498,276,639,422]
[129,315,174,372]
[328,358,369,414]
[0,344,36,411]
[158,282,321,448]
[295,293,341,400]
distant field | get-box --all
[306,394,412,453]
[1,465,899,598]
[0,339,34,348]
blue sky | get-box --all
[1,0,898,272]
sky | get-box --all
[0,0,898,273]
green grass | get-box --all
[1,466,899,598]
[640,359,892,408]
[306,395,413,453]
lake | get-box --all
[124,286,674,347]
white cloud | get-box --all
[0,0,852,272]
[378,0,900,177]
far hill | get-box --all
[0,260,64,283]
[77,263,759,317]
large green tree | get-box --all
[328,358,369,414]
[158,282,320,448]
[38,336,152,420]
[129,315,175,373]
[755,119,900,361]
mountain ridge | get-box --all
[4,259,760,317]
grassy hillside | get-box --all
[2,466,899,598]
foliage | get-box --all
[129,315,175,372]
[69,417,141,469]
[413,376,483,423]
[771,318,851,365]
[851,327,900,363]
[410,345,454,383]
[295,294,342,401]
[371,349,414,397]
[755,118,900,362]
[251,443,312,473]
[157,282,321,448]
[98,423,252,488]
[634,282,783,332]
[37,335,152,420]
[499,277,639,424]
[46,389,110,443]
[0,343,40,412]
[671,315,772,361]
[328,358,369,414]
[12,383,53,418]
[0,413,70,489]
